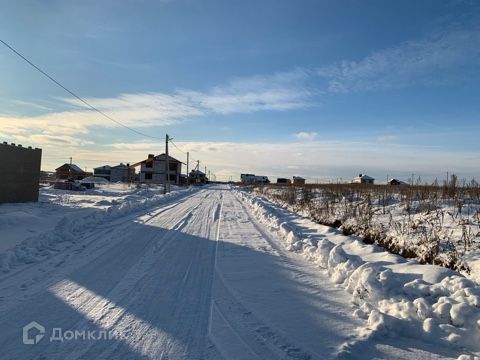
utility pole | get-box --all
[186,152,189,186]
[164,134,170,194]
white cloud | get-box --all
[15,134,94,147]
[178,69,312,114]
[293,131,318,141]
[317,28,480,92]
[108,142,163,151]
[0,69,313,149]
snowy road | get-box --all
[0,186,459,359]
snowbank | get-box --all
[0,186,197,273]
[236,190,480,356]
[81,176,109,183]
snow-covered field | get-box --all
[0,184,478,359]
[252,185,480,281]
[0,183,193,272]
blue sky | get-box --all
[1,0,479,182]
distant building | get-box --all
[93,163,135,182]
[55,163,87,180]
[241,174,256,184]
[40,171,55,183]
[387,178,408,186]
[189,169,208,184]
[111,163,134,182]
[133,154,183,185]
[0,142,42,203]
[240,174,269,184]
[276,178,291,185]
[292,176,306,185]
[353,174,375,184]
[93,165,111,181]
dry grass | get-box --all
[246,179,480,272]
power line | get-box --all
[169,139,200,164]
[169,139,187,155]
[0,38,163,141]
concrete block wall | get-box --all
[0,142,42,203]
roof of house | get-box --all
[293,176,305,180]
[56,163,85,173]
[131,154,184,167]
[388,178,408,185]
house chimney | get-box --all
[148,154,154,159]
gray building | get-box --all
[93,165,111,181]
[111,163,134,182]
[0,142,42,203]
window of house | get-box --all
[145,173,153,180]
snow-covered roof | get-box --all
[387,178,409,185]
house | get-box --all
[277,178,291,185]
[387,178,408,186]
[93,165,111,181]
[189,169,208,184]
[111,163,135,182]
[55,163,87,180]
[133,154,183,185]
[353,174,375,184]
[241,174,256,184]
[0,142,42,203]
[292,176,306,185]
